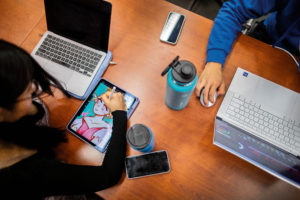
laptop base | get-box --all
[69,50,112,100]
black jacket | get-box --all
[0,109,127,199]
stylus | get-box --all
[109,86,116,100]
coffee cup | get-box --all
[126,124,155,153]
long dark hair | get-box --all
[0,40,69,109]
[0,40,69,151]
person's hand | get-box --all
[195,62,226,106]
[101,91,127,112]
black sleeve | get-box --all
[0,111,127,198]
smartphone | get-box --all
[160,12,185,45]
[125,150,171,179]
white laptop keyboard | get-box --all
[35,34,102,77]
[226,93,300,156]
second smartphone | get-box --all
[125,150,171,179]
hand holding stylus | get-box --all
[102,90,126,112]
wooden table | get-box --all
[1,0,300,199]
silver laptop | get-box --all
[31,0,112,99]
[214,67,300,188]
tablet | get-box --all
[67,78,139,153]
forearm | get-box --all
[206,0,277,65]
[100,110,127,183]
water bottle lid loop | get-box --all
[161,56,197,84]
[161,56,180,77]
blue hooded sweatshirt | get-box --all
[206,0,300,67]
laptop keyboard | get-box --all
[35,34,102,77]
[226,93,300,156]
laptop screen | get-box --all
[214,117,300,188]
[44,0,111,52]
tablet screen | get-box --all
[68,79,138,152]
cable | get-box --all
[187,0,197,11]
[273,45,299,68]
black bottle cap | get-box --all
[171,60,196,83]
[126,124,151,150]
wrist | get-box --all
[112,110,127,115]
[205,62,222,71]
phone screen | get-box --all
[125,150,170,179]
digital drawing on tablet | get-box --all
[67,79,139,153]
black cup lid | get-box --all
[126,124,151,150]
[171,60,196,83]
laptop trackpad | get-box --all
[44,61,72,85]
[253,79,300,120]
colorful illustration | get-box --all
[70,83,113,151]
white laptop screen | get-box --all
[44,0,111,52]
[214,117,300,188]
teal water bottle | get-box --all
[161,56,198,110]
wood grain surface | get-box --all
[1,0,299,199]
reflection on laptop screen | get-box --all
[214,117,300,188]
[44,0,111,52]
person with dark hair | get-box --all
[0,40,128,199]
[195,0,300,105]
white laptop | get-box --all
[214,67,300,188]
[31,0,112,99]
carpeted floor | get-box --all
[166,0,223,20]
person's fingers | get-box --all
[115,92,126,111]
[104,91,111,98]
[113,92,125,103]
[209,84,218,103]
[102,91,126,112]
[116,92,124,103]
[195,78,206,97]
[108,92,122,102]
[101,91,110,104]
[202,83,210,106]
[218,81,226,96]
[116,92,124,98]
